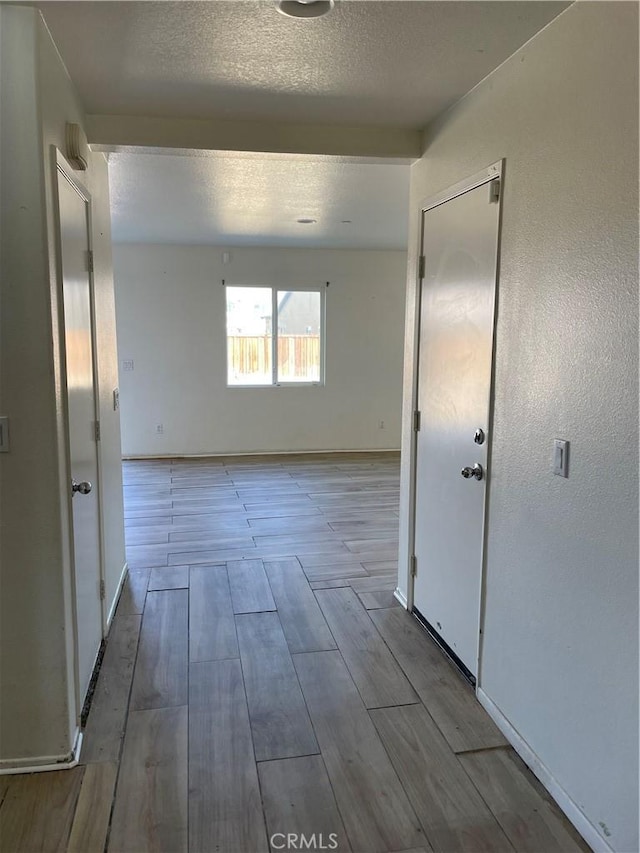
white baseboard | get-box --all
[106,561,129,627]
[0,730,83,775]
[393,587,408,609]
[122,448,401,460]
[476,688,612,853]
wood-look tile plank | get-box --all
[300,551,382,569]
[343,541,399,558]
[67,762,118,853]
[129,590,188,711]
[168,546,257,566]
[309,578,353,590]
[108,706,187,853]
[370,608,507,753]
[255,541,351,560]
[189,565,238,662]
[126,544,170,569]
[264,559,336,653]
[148,565,189,590]
[171,502,245,515]
[247,517,333,534]
[0,768,84,853]
[124,515,172,528]
[81,612,141,763]
[227,559,276,613]
[389,848,431,853]
[293,650,429,853]
[117,568,149,616]
[167,519,251,538]
[363,559,399,575]
[348,574,397,593]
[370,704,513,852]
[303,563,368,582]
[189,660,268,853]
[125,528,170,546]
[253,527,342,551]
[315,587,417,708]
[459,748,587,853]
[243,499,313,514]
[163,533,255,550]
[169,509,248,525]
[358,590,400,610]
[329,520,399,533]
[259,756,352,852]
[236,612,318,761]
[245,506,324,519]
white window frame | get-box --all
[225,284,326,388]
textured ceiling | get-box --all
[39,1,569,129]
[108,151,410,248]
[41,0,568,249]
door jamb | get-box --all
[407,160,504,687]
[51,147,107,721]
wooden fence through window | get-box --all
[228,335,320,380]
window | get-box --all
[226,285,325,386]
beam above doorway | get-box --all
[85,114,422,161]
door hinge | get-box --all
[410,555,418,578]
[413,410,421,432]
[99,579,105,600]
[489,179,500,203]
[94,420,101,442]
[418,255,425,279]
[87,250,94,273]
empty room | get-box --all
[0,2,637,853]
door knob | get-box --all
[461,463,483,481]
[72,479,92,496]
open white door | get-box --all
[57,158,103,710]
[413,166,501,682]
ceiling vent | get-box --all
[276,0,334,19]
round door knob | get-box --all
[72,479,92,495]
[461,464,484,481]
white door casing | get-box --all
[57,159,103,710]
[412,165,502,680]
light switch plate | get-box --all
[0,416,8,452]
[553,439,569,477]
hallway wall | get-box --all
[0,6,125,766]
[113,244,407,456]
[398,3,638,851]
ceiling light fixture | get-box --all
[276,0,334,20]
[297,218,317,224]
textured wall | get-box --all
[0,7,125,765]
[398,4,638,850]
[114,244,407,456]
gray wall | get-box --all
[114,244,407,456]
[398,3,638,850]
[0,6,125,766]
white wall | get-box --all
[398,4,638,851]
[114,245,407,456]
[0,6,125,766]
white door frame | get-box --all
[52,148,107,720]
[405,160,504,689]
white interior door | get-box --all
[413,175,500,681]
[57,163,103,707]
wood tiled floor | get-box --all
[0,453,590,853]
